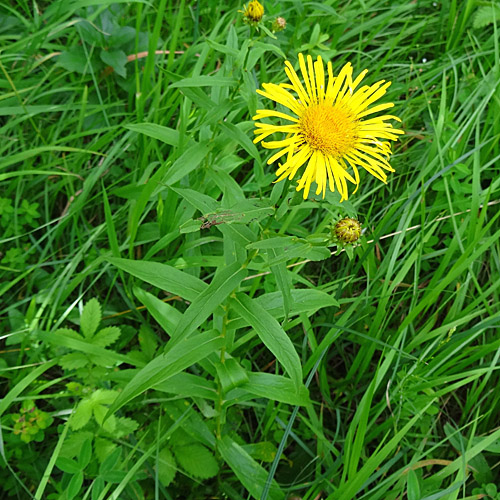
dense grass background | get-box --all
[1,0,500,498]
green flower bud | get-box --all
[333,217,362,244]
[272,17,286,32]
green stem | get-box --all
[216,306,229,439]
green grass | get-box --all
[1,0,500,499]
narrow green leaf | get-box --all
[171,262,247,342]
[163,141,210,186]
[34,421,70,500]
[241,442,278,463]
[229,288,338,332]
[406,469,420,500]
[154,372,217,400]
[0,147,103,171]
[170,76,238,88]
[92,477,105,500]
[435,426,500,482]
[232,294,302,389]
[334,403,434,500]
[171,187,218,213]
[179,218,203,233]
[127,160,172,252]
[107,257,207,301]
[218,436,284,500]
[239,373,309,406]
[99,447,122,474]
[206,39,240,57]
[246,237,295,250]
[219,122,261,162]
[268,248,292,319]
[125,123,179,147]
[105,330,224,418]
[102,184,120,258]
[134,287,181,337]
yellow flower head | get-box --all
[253,54,404,200]
[241,0,264,23]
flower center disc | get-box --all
[299,104,358,158]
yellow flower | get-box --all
[241,0,264,23]
[253,54,404,200]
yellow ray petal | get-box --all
[314,56,325,102]
[298,53,314,103]
[351,69,369,91]
[349,149,395,173]
[349,80,385,110]
[297,151,318,199]
[257,85,302,115]
[325,61,335,97]
[254,123,299,133]
[263,136,300,150]
[347,153,389,181]
[315,153,327,197]
[286,145,312,179]
[356,81,392,112]
[284,62,311,106]
[275,143,311,177]
[325,62,352,105]
[350,164,360,194]
[356,102,395,119]
[253,109,300,122]
[330,158,349,200]
[360,114,401,125]
[267,146,292,165]
[324,156,335,192]
[307,55,317,103]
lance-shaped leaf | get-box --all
[104,330,224,420]
[107,257,206,301]
[170,262,247,343]
[218,436,284,500]
[231,294,302,390]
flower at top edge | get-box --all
[252,54,404,201]
[240,1,264,24]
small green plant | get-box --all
[11,400,53,444]
[473,483,500,499]
[54,298,121,383]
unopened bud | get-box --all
[272,17,286,32]
[333,217,362,244]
